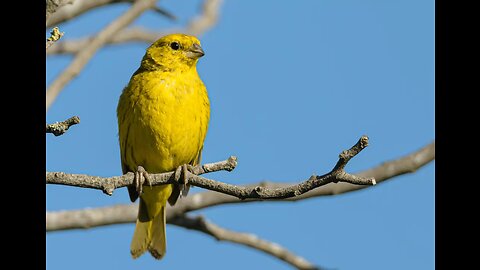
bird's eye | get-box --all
[170,42,180,50]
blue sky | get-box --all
[46,0,434,269]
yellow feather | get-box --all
[117,33,210,259]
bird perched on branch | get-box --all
[117,33,210,259]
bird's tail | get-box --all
[147,205,167,259]
[130,185,171,259]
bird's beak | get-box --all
[186,43,205,59]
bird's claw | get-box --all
[174,164,195,196]
[134,165,151,195]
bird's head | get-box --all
[141,33,205,71]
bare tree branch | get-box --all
[47,156,238,195]
[46,0,157,110]
[48,0,120,27]
[47,204,136,231]
[47,136,375,199]
[167,140,435,213]
[48,27,161,55]
[46,116,81,136]
[46,0,75,23]
[184,0,222,37]
[46,0,175,28]
[46,27,65,50]
[170,215,321,270]
[47,0,223,55]
[45,210,321,269]
[46,140,434,231]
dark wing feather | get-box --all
[119,119,139,203]
[122,158,139,202]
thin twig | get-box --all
[46,27,65,50]
[46,116,81,136]
[46,0,176,27]
[152,6,176,21]
[46,0,157,110]
[46,136,375,198]
[47,0,223,55]
[170,215,321,270]
[46,140,434,231]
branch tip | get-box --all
[47,27,64,42]
[338,135,370,163]
[360,135,369,148]
[225,156,237,171]
[103,185,115,196]
[46,26,65,50]
[46,116,81,136]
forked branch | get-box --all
[46,140,434,232]
[47,0,223,55]
[46,136,375,199]
[46,0,157,110]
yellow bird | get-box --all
[117,33,210,259]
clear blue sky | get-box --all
[46,0,435,269]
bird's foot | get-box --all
[134,165,152,195]
[174,164,195,196]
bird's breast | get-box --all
[120,71,210,173]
